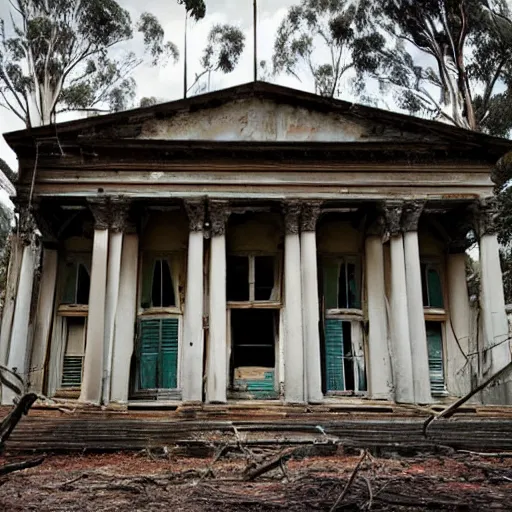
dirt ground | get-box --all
[1,447,512,511]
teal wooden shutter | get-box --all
[427,268,443,308]
[62,262,78,304]
[426,322,445,394]
[324,319,345,391]
[138,318,179,390]
[61,356,83,387]
[160,318,179,389]
[139,319,160,389]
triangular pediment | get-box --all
[136,96,429,144]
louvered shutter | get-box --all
[160,318,179,389]
[426,322,446,394]
[61,356,83,387]
[324,318,345,391]
[139,319,160,389]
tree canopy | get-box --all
[190,24,246,94]
[0,0,186,127]
[272,0,384,97]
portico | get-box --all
[1,81,510,407]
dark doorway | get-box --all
[230,309,278,398]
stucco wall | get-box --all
[139,98,416,143]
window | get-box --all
[426,322,446,394]
[61,317,87,388]
[141,256,177,309]
[421,263,444,308]
[62,260,91,305]
[323,258,361,310]
[137,318,179,390]
[227,255,278,302]
[321,257,365,394]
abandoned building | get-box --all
[1,82,511,408]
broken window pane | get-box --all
[76,263,90,305]
[151,259,176,308]
[347,263,359,308]
[227,256,249,301]
[255,256,275,301]
[338,263,348,308]
[427,268,443,308]
[323,260,339,310]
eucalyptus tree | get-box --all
[364,0,512,134]
[189,24,246,94]
[272,0,384,97]
[0,0,185,127]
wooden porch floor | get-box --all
[3,401,512,453]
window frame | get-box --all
[227,252,282,308]
[322,255,362,315]
[51,251,92,398]
[320,254,366,396]
[138,251,183,316]
[421,259,446,317]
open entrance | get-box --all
[229,309,278,399]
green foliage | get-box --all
[363,0,512,132]
[190,24,245,94]
[0,0,182,126]
[272,0,385,97]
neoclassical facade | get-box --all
[1,82,511,407]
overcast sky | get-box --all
[0,0,447,175]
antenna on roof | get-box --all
[253,0,258,82]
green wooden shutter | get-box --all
[427,268,444,308]
[426,322,445,394]
[324,318,345,391]
[62,262,78,304]
[160,318,179,389]
[61,356,83,387]
[138,318,179,390]
[139,319,160,389]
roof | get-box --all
[3,81,512,157]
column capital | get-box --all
[110,197,133,233]
[282,200,301,235]
[301,200,322,232]
[209,200,231,237]
[87,197,110,230]
[184,199,205,232]
[366,210,386,237]
[471,197,499,237]
[380,200,403,237]
[401,200,424,232]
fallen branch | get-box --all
[424,360,512,433]
[243,446,299,481]
[457,450,512,458]
[329,450,368,512]
[0,393,38,447]
[0,456,45,477]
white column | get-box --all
[300,202,323,403]
[480,233,510,375]
[182,200,205,403]
[102,230,123,404]
[283,202,305,403]
[384,202,414,403]
[0,235,23,373]
[29,248,58,394]
[110,231,139,404]
[79,199,109,404]
[403,202,432,404]
[365,234,393,400]
[206,201,229,403]
[446,250,472,397]
[3,242,37,404]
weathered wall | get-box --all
[141,211,188,252]
[139,99,413,143]
[317,220,362,254]
[227,213,282,253]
